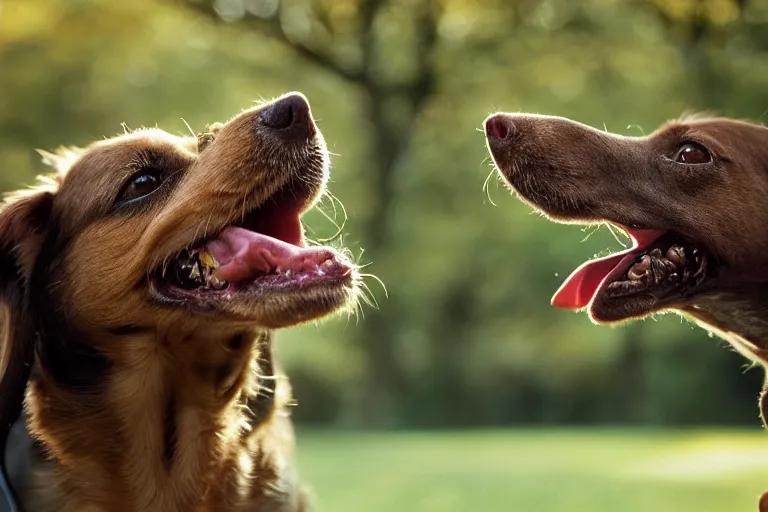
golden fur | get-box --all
[0,93,358,511]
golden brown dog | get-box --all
[484,112,768,509]
[0,92,360,511]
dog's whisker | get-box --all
[482,165,499,207]
[605,223,629,248]
[314,192,348,243]
[180,118,196,138]
[355,280,380,310]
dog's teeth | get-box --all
[175,257,205,289]
[662,259,678,272]
[634,255,652,270]
[692,253,708,280]
[284,270,292,278]
[628,255,651,281]
[691,247,704,265]
[650,256,671,281]
[666,246,685,267]
[199,250,218,270]
[275,266,283,273]
[209,277,228,290]
[321,259,334,269]
[316,265,325,277]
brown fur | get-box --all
[0,93,358,511]
[485,113,768,510]
[485,114,768,363]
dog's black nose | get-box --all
[485,115,515,140]
[259,92,314,140]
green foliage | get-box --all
[1,0,767,427]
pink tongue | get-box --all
[206,227,331,283]
[551,228,666,310]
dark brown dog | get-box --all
[484,112,768,509]
[0,92,360,511]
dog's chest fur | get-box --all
[20,401,306,512]
[17,331,307,512]
[684,289,768,366]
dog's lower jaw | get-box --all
[22,329,307,512]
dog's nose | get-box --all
[259,92,314,140]
[485,115,515,140]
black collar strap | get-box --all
[1,425,22,512]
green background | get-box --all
[2,0,768,509]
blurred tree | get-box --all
[183,0,444,425]
[2,0,767,428]
[640,0,752,108]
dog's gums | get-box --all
[605,235,710,296]
[552,227,715,318]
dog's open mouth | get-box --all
[551,226,715,315]
[154,186,353,304]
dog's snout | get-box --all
[485,115,515,141]
[259,92,314,139]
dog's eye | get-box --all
[119,172,162,202]
[673,143,711,164]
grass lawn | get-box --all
[295,429,768,511]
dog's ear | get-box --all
[0,190,54,449]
